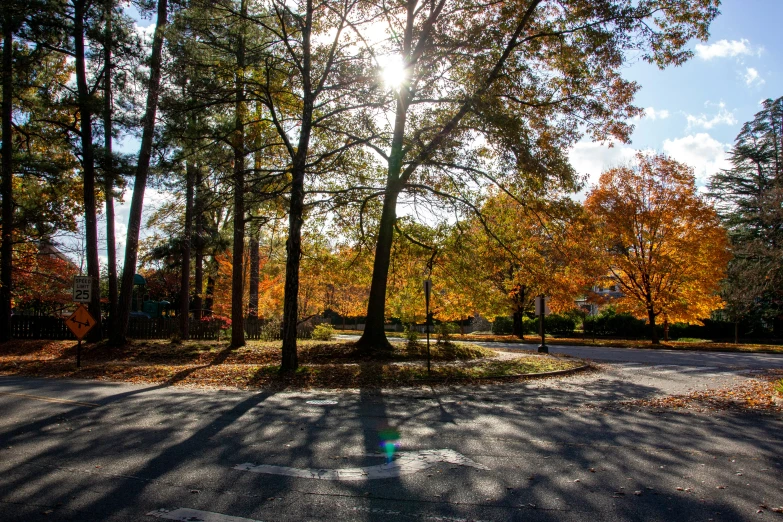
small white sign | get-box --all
[535,295,550,316]
[73,276,92,303]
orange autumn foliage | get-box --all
[585,153,730,335]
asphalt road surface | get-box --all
[1,341,782,521]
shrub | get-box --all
[521,315,538,334]
[583,308,646,337]
[311,323,335,341]
[260,317,282,341]
[492,316,513,335]
[436,322,459,343]
[201,314,232,330]
[544,314,576,335]
[403,324,419,344]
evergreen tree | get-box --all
[709,96,783,332]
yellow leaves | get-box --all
[585,153,730,324]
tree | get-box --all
[247,0,378,369]
[356,0,720,351]
[2,1,82,340]
[585,153,730,344]
[442,193,599,337]
[709,96,783,332]
[72,0,103,338]
[112,0,168,345]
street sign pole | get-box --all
[65,304,96,368]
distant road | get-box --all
[336,334,783,370]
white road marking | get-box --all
[147,508,260,522]
[615,364,720,374]
[234,449,489,481]
[0,391,99,408]
[306,400,338,405]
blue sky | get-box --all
[89,1,781,267]
[569,0,782,191]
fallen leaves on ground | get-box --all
[0,339,585,389]
[620,372,783,413]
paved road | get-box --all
[337,334,783,370]
[1,363,781,521]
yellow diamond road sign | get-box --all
[66,304,96,340]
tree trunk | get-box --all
[204,275,214,316]
[111,0,167,345]
[356,187,400,352]
[512,309,524,339]
[248,231,259,319]
[280,0,315,371]
[0,20,13,342]
[229,0,247,348]
[193,168,204,321]
[74,0,103,341]
[734,320,739,344]
[648,308,659,344]
[103,0,118,325]
[179,162,195,339]
[281,167,305,370]
[663,317,669,342]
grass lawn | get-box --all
[0,339,587,389]
[333,330,783,354]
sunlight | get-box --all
[379,54,407,91]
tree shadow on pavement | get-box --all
[0,372,781,520]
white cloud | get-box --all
[568,142,639,196]
[685,102,737,129]
[662,133,731,184]
[744,67,765,87]
[695,38,756,60]
[96,187,175,266]
[643,107,670,120]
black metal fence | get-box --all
[9,315,318,341]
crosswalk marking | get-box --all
[614,363,721,374]
[148,508,260,522]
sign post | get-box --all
[535,295,550,353]
[423,279,432,374]
[65,304,96,368]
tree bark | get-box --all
[103,0,118,325]
[648,308,659,344]
[663,316,669,342]
[248,230,259,319]
[281,167,305,370]
[355,187,400,352]
[734,321,739,344]
[179,162,195,339]
[1,19,13,342]
[512,310,524,338]
[280,0,314,371]
[204,274,214,316]
[229,0,247,348]
[193,168,204,321]
[111,0,167,345]
[74,0,103,341]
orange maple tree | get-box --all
[585,153,731,343]
[12,241,79,316]
[440,192,601,336]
